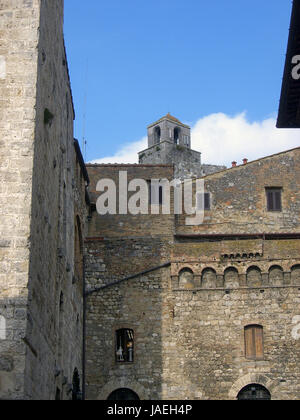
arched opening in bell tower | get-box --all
[154,126,161,144]
[174,127,180,144]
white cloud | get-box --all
[89,113,300,166]
[89,137,147,164]
[192,112,300,166]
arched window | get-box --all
[201,268,217,289]
[108,388,140,401]
[269,265,284,286]
[224,267,239,289]
[291,265,300,285]
[178,268,194,289]
[116,329,134,363]
[237,384,271,400]
[154,126,161,144]
[174,127,180,144]
[244,325,264,360]
[246,266,262,287]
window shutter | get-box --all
[245,325,264,360]
[266,188,282,211]
[274,191,282,211]
[254,326,264,359]
[267,191,274,211]
[245,327,254,358]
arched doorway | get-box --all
[237,384,271,400]
[107,388,140,401]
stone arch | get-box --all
[269,265,284,286]
[178,268,194,289]
[224,267,239,289]
[237,384,271,400]
[291,265,300,285]
[201,268,217,289]
[108,388,140,401]
[229,373,276,400]
[246,266,262,287]
[97,379,149,400]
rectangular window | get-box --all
[244,325,264,360]
[266,188,282,212]
[197,192,211,211]
[116,329,134,363]
[204,193,211,210]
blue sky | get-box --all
[64,1,297,165]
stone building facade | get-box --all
[0,0,88,400]
[0,0,299,402]
[84,147,300,400]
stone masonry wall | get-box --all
[0,0,87,400]
[85,147,300,400]
[87,164,175,238]
[85,239,300,400]
[176,148,300,235]
[139,141,203,180]
[0,0,40,400]
[23,0,87,400]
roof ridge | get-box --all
[200,146,300,180]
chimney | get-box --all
[232,161,237,168]
[243,158,248,165]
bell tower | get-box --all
[147,113,191,148]
[138,113,202,179]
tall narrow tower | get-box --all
[0,0,85,400]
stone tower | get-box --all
[139,113,226,179]
[147,113,192,149]
[0,0,88,400]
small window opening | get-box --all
[266,187,282,212]
[197,192,211,211]
[174,127,180,145]
[154,126,161,144]
[116,329,134,363]
[244,325,264,360]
